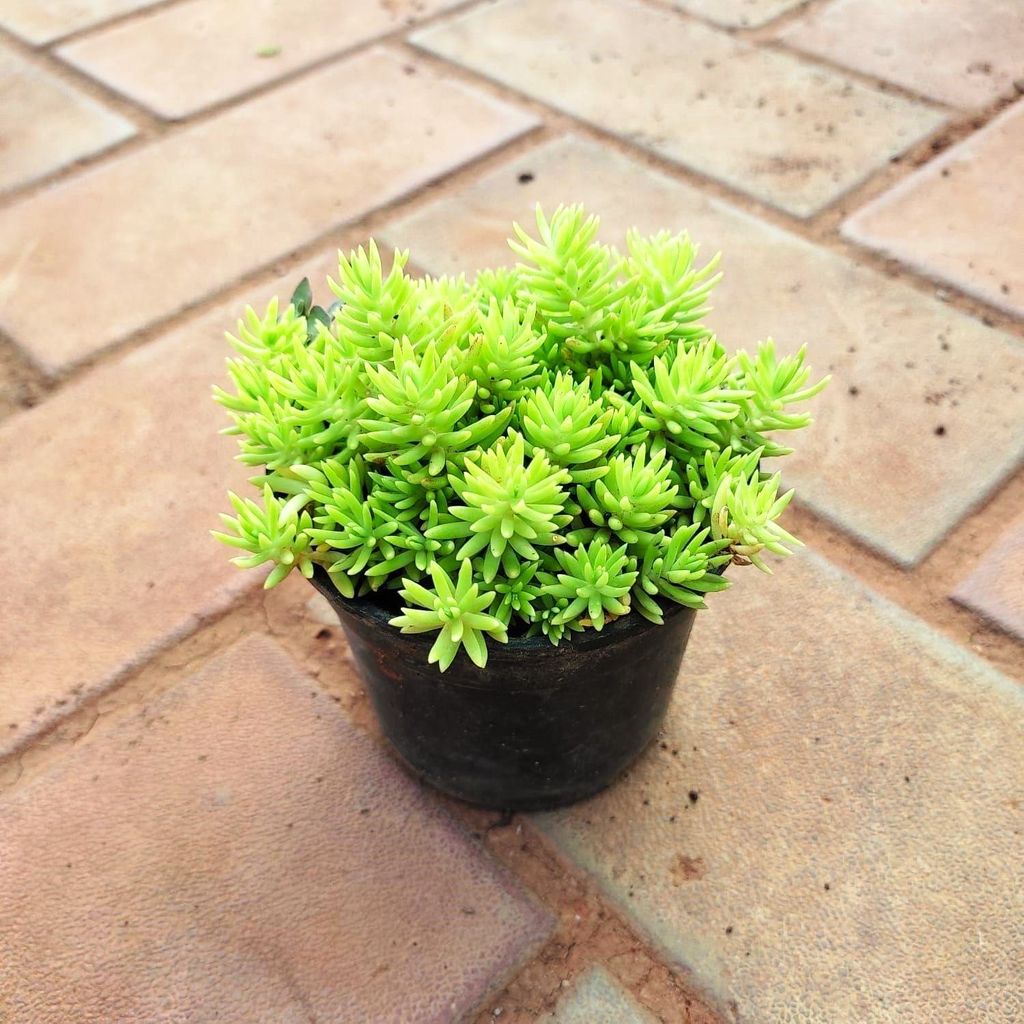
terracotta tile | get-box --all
[0,239,384,759]
[0,0,163,44]
[381,135,1024,566]
[0,46,537,374]
[843,102,1024,320]
[953,515,1024,641]
[534,552,1024,1022]
[540,967,658,1023]
[0,635,552,1023]
[411,0,945,217]
[0,44,133,194]
[781,0,1024,109]
[0,300,247,758]
[59,0,467,120]
[661,0,805,28]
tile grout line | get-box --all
[396,39,1024,340]
[0,0,496,212]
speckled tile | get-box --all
[533,552,1024,1022]
[781,0,1024,109]
[0,635,552,1023]
[411,0,946,217]
[843,101,1024,321]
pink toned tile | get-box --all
[59,0,468,120]
[843,102,1024,320]
[781,0,1024,109]
[0,44,133,194]
[0,635,551,1022]
[953,515,1024,641]
[0,47,537,373]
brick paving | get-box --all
[0,43,133,193]
[844,101,1024,320]
[412,0,946,217]
[780,0,1024,109]
[0,2,1022,1022]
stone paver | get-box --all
[0,635,552,1023]
[58,0,467,120]
[953,515,1024,642]
[0,300,250,759]
[381,135,1024,566]
[0,0,163,44]
[539,967,658,1024]
[411,0,946,218]
[0,45,133,194]
[781,0,1024,109]
[0,245,349,760]
[0,47,537,375]
[660,0,805,28]
[843,102,1024,321]
[534,552,1024,1022]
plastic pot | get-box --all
[309,567,698,811]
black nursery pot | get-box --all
[309,567,698,811]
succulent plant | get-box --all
[541,537,638,631]
[214,204,828,670]
[389,559,508,670]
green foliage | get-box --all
[390,560,508,670]
[431,431,571,582]
[519,371,618,482]
[541,537,638,631]
[214,205,828,670]
[213,485,319,589]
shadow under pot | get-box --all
[309,566,698,812]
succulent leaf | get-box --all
[390,559,508,670]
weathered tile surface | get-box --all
[535,553,1024,1023]
[0,635,552,1023]
[0,45,133,194]
[0,302,248,758]
[540,967,658,1024]
[0,47,536,374]
[843,102,1024,320]
[662,0,805,28]
[781,0,1024,109]
[59,0,466,120]
[953,516,1024,642]
[381,136,1024,565]
[0,245,354,760]
[411,0,945,217]
[0,0,163,44]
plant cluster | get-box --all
[214,206,827,670]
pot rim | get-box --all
[309,564,692,662]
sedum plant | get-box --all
[215,205,828,670]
